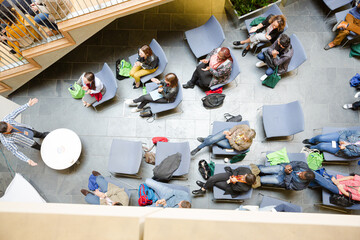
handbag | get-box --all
[329,193,354,207]
[140,107,153,117]
[262,66,281,89]
[68,82,85,99]
[198,159,211,180]
[224,113,242,122]
[202,93,226,109]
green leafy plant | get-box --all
[230,0,279,16]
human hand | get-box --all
[158,88,163,93]
[229,176,237,184]
[331,177,339,185]
[200,59,209,64]
[223,131,230,135]
[82,86,89,91]
[27,98,38,106]
[272,50,279,58]
[86,90,91,94]
[340,145,345,150]
[156,199,167,206]
[0,36,7,41]
[134,61,141,67]
[201,66,210,71]
[27,159,38,166]
[30,3,39,12]
[151,78,160,84]
[249,27,257,33]
[265,34,271,40]
[284,165,293,174]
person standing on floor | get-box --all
[0,98,49,166]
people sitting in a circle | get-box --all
[77,72,106,108]
[130,45,159,89]
[182,47,233,90]
[125,73,179,113]
[255,34,293,81]
[312,171,360,202]
[190,124,256,156]
[303,130,360,158]
[256,161,314,190]
[233,14,286,57]
[192,166,256,196]
[324,3,360,50]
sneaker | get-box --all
[332,20,343,32]
[125,99,137,106]
[41,132,50,138]
[256,61,267,68]
[224,158,230,163]
[131,108,142,113]
[92,170,101,176]
[81,189,90,196]
[191,147,201,156]
[343,104,353,109]
[196,180,205,188]
[302,139,311,144]
[260,74,268,81]
[182,82,195,89]
[355,92,360,98]
[192,188,206,196]
[197,137,205,142]
[233,41,243,46]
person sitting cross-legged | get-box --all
[192,166,256,196]
[255,34,293,81]
[257,161,315,190]
[324,3,360,50]
[81,171,129,206]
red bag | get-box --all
[205,87,223,95]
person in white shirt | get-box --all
[76,72,105,107]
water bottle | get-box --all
[70,84,74,91]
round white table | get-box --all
[41,128,82,170]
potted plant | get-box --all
[225,0,282,26]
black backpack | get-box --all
[201,93,225,109]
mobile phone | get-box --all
[332,141,336,148]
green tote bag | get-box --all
[262,66,281,89]
[68,82,85,99]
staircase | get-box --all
[0,0,173,96]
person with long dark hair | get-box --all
[76,72,106,107]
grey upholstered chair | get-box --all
[108,139,143,179]
[323,0,353,19]
[129,39,168,84]
[93,63,118,109]
[262,101,305,140]
[260,195,302,212]
[184,15,225,58]
[212,164,253,202]
[335,7,360,47]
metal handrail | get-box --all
[0,0,129,72]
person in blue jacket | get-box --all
[303,130,360,158]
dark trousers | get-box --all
[189,63,213,89]
[351,101,360,110]
[133,93,168,109]
[204,172,231,191]
[30,129,47,151]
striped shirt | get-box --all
[0,104,35,162]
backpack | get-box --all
[138,183,158,206]
[224,113,242,122]
[116,59,132,80]
[201,93,226,109]
[349,73,360,88]
[306,152,323,170]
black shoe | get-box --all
[304,145,312,148]
[197,137,205,142]
[196,180,205,188]
[92,170,101,176]
[302,139,311,144]
[192,188,206,195]
[233,41,243,46]
[9,49,16,54]
[133,85,141,89]
[40,132,50,138]
[183,82,195,89]
[81,189,91,196]
[242,48,249,57]
[191,148,201,156]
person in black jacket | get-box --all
[192,166,256,197]
[125,73,179,112]
[258,161,314,191]
[233,14,286,57]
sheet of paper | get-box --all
[150,89,163,101]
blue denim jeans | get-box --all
[85,176,108,205]
[258,165,285,187]
[257,52,274,76]
[309,132,340,154]
[197,129,232,150]
[311,171,339,194]
[34,13,58,30]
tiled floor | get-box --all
[2,0,360,214]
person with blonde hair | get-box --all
[233,14,286,57]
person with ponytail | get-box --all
[76,71,106,107]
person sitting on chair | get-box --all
[125,73,179,113]
[233,14,286,57]
[129,44,159,89]
[190,124,256,156]
[303,130,360,158]
[76,72,106,108]
[324,3,360,50]
[192,166,256,196]
[256,161,314,190]
[81,171,129,206]
[0,98,49,167]
[182,47,233,90]
[255,34,293,81]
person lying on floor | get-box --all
[190,124,256,156]
[81,171,129,206]
[312,170,360,202]
[182,47,233,90]
[233,14,286,57]
[125,73,179,113]
[303,130,360,158]
[255,161,314,190]
[192,166,256,196]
